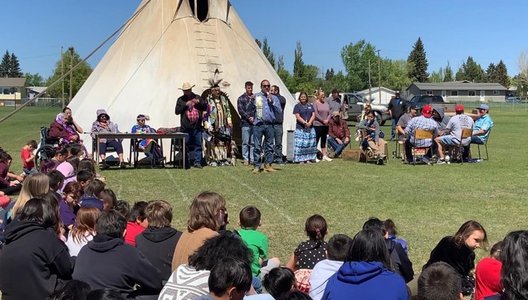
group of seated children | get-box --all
[0,186,524,300]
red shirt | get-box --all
[20,147,34,169]
[328,118,350,140]
[124,222,145,247]
[475,257,502,300]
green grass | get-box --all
[1,105,527,270]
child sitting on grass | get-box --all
[124,201,148,246]
[20,140,38,175]
[236,205,280,292]
[286,214,329,293]
[384,218,409,254]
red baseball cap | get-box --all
[422,105,433,118]
[455,104,464,113]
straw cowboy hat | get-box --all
[179,82,195,91]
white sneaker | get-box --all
[323,155,333,162]
[315,158,321,163]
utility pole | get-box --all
[368,59,372,103]
[69,48,73,103]
[377,50,382,104]
[61,46,64,108]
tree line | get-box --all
[0,48,92,100]
[257,37,513,95]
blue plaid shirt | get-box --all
[405,116,439,147]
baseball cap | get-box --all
[455,104,464,113]
[477,104,489,110]
[422,105,433,118]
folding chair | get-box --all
[475,128,491,160]
[411,129,434,165]
[452,128,473,164]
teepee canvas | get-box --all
[69,0,296,159]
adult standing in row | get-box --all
[388,91,406,141]
[237,81,255,165]
[175,82,208,169]
[293,92,317,163]
[249,80,282,173]
[270,85,286,164]
[327,88,344,116]
[313,90,332,162]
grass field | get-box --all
[0,105,527,270]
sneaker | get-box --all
[436,159,446,165]
[100,162,109,170]
[243,160,250,166]
[323,156,333,162]
[119,162,126,169]
[315,158,321,163]
[252,167,261,174]
[193,164,203,169]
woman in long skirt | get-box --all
[293,92,317,163]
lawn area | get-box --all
[0,105,527,270]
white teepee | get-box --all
[70,0,296,159]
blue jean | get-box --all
[273,124,283,163]
[184,129,203,167]
[241,126,254,162]
[99,140,123,155]
[327,136,349,157]
[253,124,274,168]
[391,118,398,140]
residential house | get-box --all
[356,86,396,105]
[0,77,27,106]
[406,81,507,103]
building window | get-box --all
[426,90,433,95]
[468,90,476,96]
[493,90,500,95]
[451,91,458,96]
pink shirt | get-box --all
[313,101,331,126]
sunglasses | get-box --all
[262,84,270,88]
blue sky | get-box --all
[2,1,526,80]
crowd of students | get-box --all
[0,167,526,300]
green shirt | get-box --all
[237,228,269,276]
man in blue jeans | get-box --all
[270,85,286,164]
[327,111,351,158]
[237,81,255,165]
[388,91,405,141]
[248,80,283,173]
[175,82,208,168]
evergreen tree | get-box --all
[486,63,498,83]
[0,51,11,77]
[407,37,429,82]
[429,68,444,82]
[261,38,275,69]
[293,41,304,79]
[496,60,509,88]
[9,53,22,77]
[46,47,92,100]
[325,68,335,81]
[444,62,453,82]
[456,57,484,82]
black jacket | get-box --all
[423,236,475,276]
[0,220,72,300]
[136,227,182,281]
[386,239,414,283]
[175,92,207,131]
[72,234,163,296]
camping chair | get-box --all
[130,138,164,168]
[411,129,434,165]
[475,128,491,160]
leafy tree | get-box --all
[260,38,275,69]
[341,39,377,91]
[46,47,92,100]
[496,60,509,88]
[9,53,22,77]
[381,59,411,92]
[24,73,45,86]
[407,37,429,82]
[444,62,453,82]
